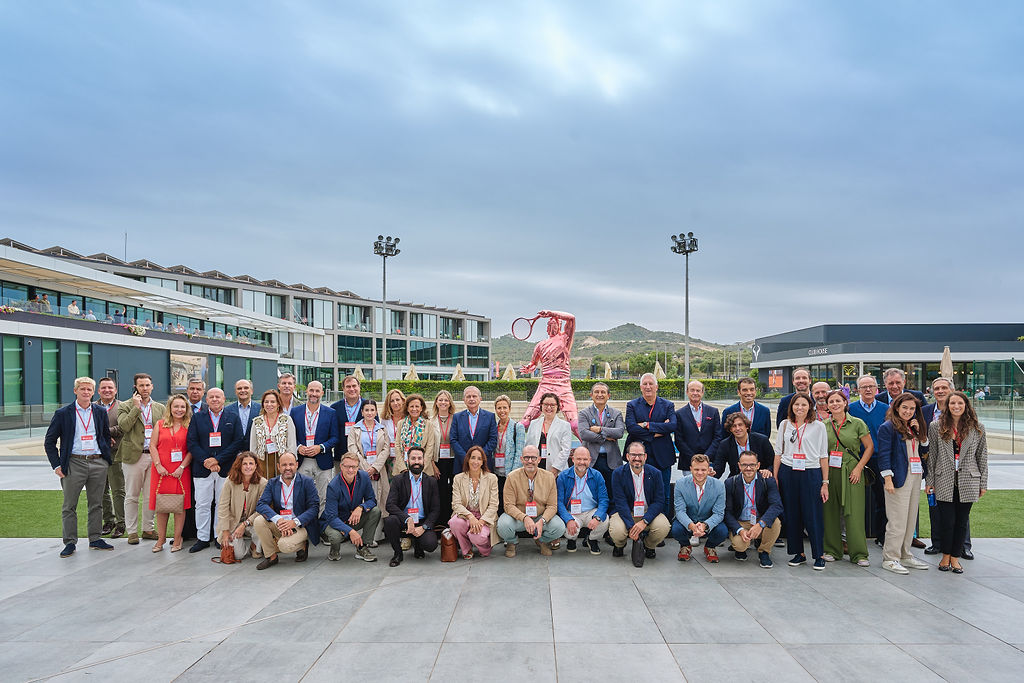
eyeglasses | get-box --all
[522,456,540,461]
[738,463,758,469]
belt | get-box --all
[71,454,104,460]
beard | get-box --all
[409,463,424,475]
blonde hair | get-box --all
[433,389,455,417]
[494,394,511,409]
[164,394,192,431]
[73,376,96,391]
[381,389,407,420]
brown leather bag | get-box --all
[154,475,185,514]
[218,543,235,564]
[439,527,457,562]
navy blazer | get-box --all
[224,401,257,439]
[721,401,772,437]
[290,404,340,470]
[330,398,367,449]
[713,431,776,479]
[610,463,666,530]
[186,409,244,478]
[674,403,723,470]
[723,473,784,533]
[44,402,113,473]
[624,396,677,470]
[922,403,941,424]
[257,473,321,544]
[876,420,929,489]
[776,392,802,428]
[876,390,926,406]
[320,470,376,535]
[449,409,498,471]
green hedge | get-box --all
[350,379,759,402]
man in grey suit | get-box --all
[577,382,625,494]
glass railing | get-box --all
[337,321,372,332]
[0,296,274,349]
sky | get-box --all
[1,1,1022,344]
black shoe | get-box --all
[758,551,773,569]
[188,540,210,554]
[589,540,601,555]
[961,549,974,560]
[788,554,806,566]
[924,545,940,555]
[566,539,577,552]
[612,546,624,558]
[874,538,884,548]
[111,523,125,539]
[89,539,114,551]
[213,540,222,550]
[59,543,76,558]
[735,550,748,562]
[414,547,425,559]
[645,547,656,559]
[102,522,115,536]
[389,552,403,567]
[604,531,614,546]
[657,541,666,547]
[256,556,278,570]
[295,543,308,562]
[631,540,645,568]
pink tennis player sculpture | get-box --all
[513,309,579,435]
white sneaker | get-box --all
[883,560,909,575]
[822,553,836,562]
[902,556,930,570]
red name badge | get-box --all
[305,435,315,445]
[829,451,843,468]
[570,499,582,514]
[439,446,452,459]
[495,454,506,468]
[209,432,222,447]
[909,456,923,474]
[408,507,420,520]
[366,450,376,464]
[266,439,278,454]
[792,453,807,471]
[633,502,646,517]
[525,502,538,516]
[345,421,355,428]
[80,434,95,443]
[281,509,292,516]
[144,426,153,439]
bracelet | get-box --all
[821,480,830,485]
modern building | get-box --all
[0,239,491,419]
[751,323,1024,397]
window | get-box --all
[1,282,28,306]
[76,343,91,377]
[84,297,107,319]
[409,312,438,337]
[245,359,252,380]
[145,277,178,290]
[266,294,285,319]
[42,340,60,409]
[3,336,23,412]
[439,343,463,367]
[466,345,489,368]
[339,304,371,332]
[410,341,437,364]
[389,310,405,335]
[338,335,373,364]
[376,339,406,365]
[242,289,267,315]
[214,356,224,389]
[440,317,462,340]
[292,297,312,325]
[467,320,489,342]
[312,299,333,329]
[184,283,235,305]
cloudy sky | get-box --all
[2,1,1021,344]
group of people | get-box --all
[44,367,987,575]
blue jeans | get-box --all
[670,519,729,548]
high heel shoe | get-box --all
[151,543,164,553]
[938,562,950,572]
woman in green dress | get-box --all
[823,389,874,566]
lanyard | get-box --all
[736,439,748,457]
[527,476,535,501]
[597,408,606,425]
[744,481,757,508]
[691,403,703,425]
[694,481,705,504]
[830,415,847,442]
[210,410,222,432]
[572,472,588,498]
[439,416,450,443]
[305,407,319,436]
[648,402,656,421]
[140,402,152,426]
[496,422,508,454]
[76,405,93,433]
[342,475,356,502]
[346,402,359,422]
[468,412,478,438]
[410,475,422,507]
[632,472,644,502]
[792,421,806,453]
[280,481,294,510]
[741,404,754,421]
[542,420,550,441]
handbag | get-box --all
[155,474,185,514]
[439,527,457,562]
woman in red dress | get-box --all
[149,394,193,552]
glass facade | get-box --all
[377,339,407,365]
[2,337,23,413]
[439,343,463,367]
[339,305,371,332]
[214,356,224,389]
[409,312,437,338]
[184,283,235,305]
[42,340,59,409]
[466,345,489,368]
[338,335,373,364]
[76,343,91,377]
[439,317,462,340]
[410,341,437,364]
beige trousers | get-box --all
[253,516,309,557]
[729,519,782,553]
[122,453,155,534]
[608,513,671,548]
[565,508,610,540]
[883,472,923,563]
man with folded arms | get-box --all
[321,452,379,562]
[498,445,565,557]
[384,446,440,566]
[725,450,783,568]
[671,454,728,563]
[556,446,610,555]
[609,441,671,567]
[117,373,164,545]
[45,377,115,557]
[254,452,320,569]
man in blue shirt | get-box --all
[556,447,610,555]
[671,454,728,563]
[849,374,889,547]
[321,453,379,562]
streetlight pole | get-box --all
[670,232,699,385]
[373,235,401,398]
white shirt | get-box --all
[271,479,300,525]
[776,419,828,468]
[631,469,646,506]
[73,403,100,455]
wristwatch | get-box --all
[821,480,830,485]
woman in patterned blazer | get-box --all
[926,391,988,574]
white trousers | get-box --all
[193,475,226,542]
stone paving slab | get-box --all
[3,537,1024,682]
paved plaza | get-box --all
[2,536,1024,682]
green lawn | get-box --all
[1,489,1021,539]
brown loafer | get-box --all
[256,556,278,570]
[141,531,158,541]
[127,533,139,545]
[295,542,308,562]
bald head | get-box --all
[571,446,591,473]
[206,388,225,412]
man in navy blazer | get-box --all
[290,381,339,515]
[224,379,257,440]
[674,380,723,472]
[609,442,672,567]
[44,377,115,557]
[721,377,772,437]
[715,412,776,479]
[254,452,320,569]
[450,386,498,471]
[876,368,926,406]
[321,453,379,562]
[777,367,812,427]
[330,374,367,454]
[186,388,245,553]
[624,373,677,512]
[724,450,783,567]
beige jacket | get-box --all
[391,417,438,477]
[503,467,558,522]
[215,476,268,536]
[347,421,392,477]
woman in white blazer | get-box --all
[526,392,573,474]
